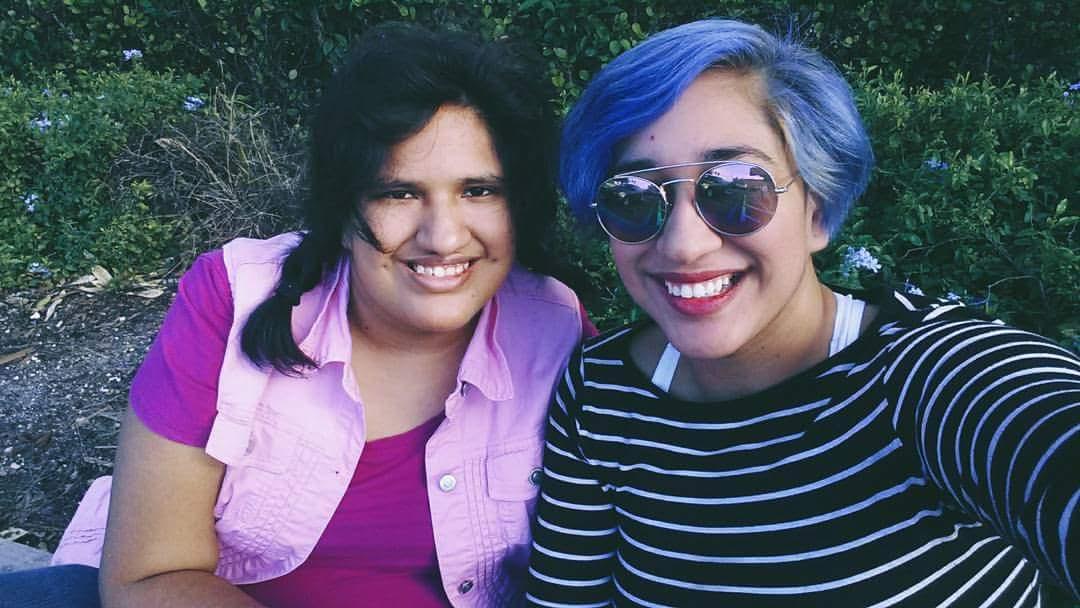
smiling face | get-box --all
[610,69,830,363]
[346,104,514,346]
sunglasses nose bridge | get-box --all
[657,177,697,206]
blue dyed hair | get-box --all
[560,18,874,236]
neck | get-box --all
[348,305,477,363]
[681,275,835,402]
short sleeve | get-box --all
[129,250,232,447]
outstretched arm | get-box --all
[890,319,1080,598]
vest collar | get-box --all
[294,256,514,405]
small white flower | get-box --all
[122,49,143,61]
[945,291,962,302]
[841,246,882,276]
[923,158,949,171]
[29,113,52,133]
[27,262,52,278]
[903,280,924,296]
[183,95,206,111]
[23,193,39,213]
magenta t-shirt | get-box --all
[130,251,450,607]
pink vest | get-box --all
[52,233,583,606]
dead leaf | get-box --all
[44,296,64,322]
[132,288,165,299]
[91,265,113,286]
[0,348,32,366]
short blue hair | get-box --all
[560,19,873,236]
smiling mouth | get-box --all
[664,273,742,299]
[408,261,471,278]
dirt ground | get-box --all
[0,282,173,552]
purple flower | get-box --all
[26,262,52,278]
[841,246,882,276]
[903,280,924,296]
[923,158,949,171]
[183,95,206,111]
[23,193,39,213]
[122,49,143,61]
[29,113,52,133]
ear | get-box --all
[805,195,831,254]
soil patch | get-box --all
[0,284,173,551]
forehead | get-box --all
[617,70,786,169]
[380,105,502,178]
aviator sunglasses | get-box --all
[590,160,797,244]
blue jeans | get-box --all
[0,565,100,608]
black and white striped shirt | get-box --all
[526,290,1080,607]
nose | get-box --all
[416,196,471,255]
[652,181,722,263]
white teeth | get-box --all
[412,262,469,277]
[665,275,735,299]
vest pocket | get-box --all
[485,440,543,546]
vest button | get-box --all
[458,579,474,594]
[529,468,543,486]
[438,474,457,492]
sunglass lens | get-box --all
[596,176,666,242]
[696,164,778,235]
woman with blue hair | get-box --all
[527,18,1079,607]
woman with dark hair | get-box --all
[526,18,1079,607]
[3,22,590,608]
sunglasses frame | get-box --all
[589,160,797,244]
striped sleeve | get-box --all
[887,316,1080,597]
[527,350,617,607]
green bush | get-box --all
[3,1,1076,117]
[819,71,1078,347]
[0,66,203,288]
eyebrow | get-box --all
[612,146,775,175]
[367,174,504,191]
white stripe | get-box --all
[583,380,659,399]
[1015,574,1041,608]
[584,357,624,366]
[925,303,966,320]
[585,397,887,472]
[586,433,804,476]
[987,390,1079,526]
[616,507,944,564]
[616,530,990,594]
[543,467,602,486]
[527,566,611,587]
[581,397,831,430]
[524,594,610,608]
[611,576,674,608]
[864,533,998,608]
[1007,399,1080,521]
[1061,486,1080,597]
[977,560,1033,608]
[531,541,615,562]
[614,477,927,534]
[893,291,917,311]
[544,441,587,463]
[541,491,612,511]
[812,371,885,420]
[536,516,616,537]
[964,378,1066,486]
[938,545,1014,607]
[607,440,900,505]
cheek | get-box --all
[610,241,646,287]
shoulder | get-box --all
[221,231,303,270]
[870,288,1078,380]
